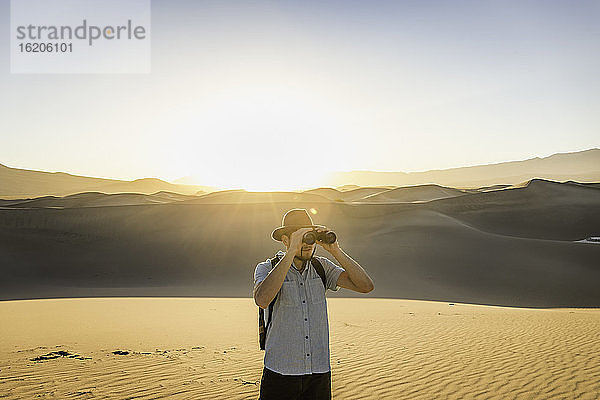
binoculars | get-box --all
[303,230,337,245]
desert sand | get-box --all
[1,297,599,399]
[1,159,599,399]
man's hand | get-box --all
[287,227,314,255]
[315,226,340,254]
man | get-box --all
[253,208,375,400]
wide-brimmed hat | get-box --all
[272,209,324,241]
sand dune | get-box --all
[359,184,466,203]
[462,183,513,193]
[303,187,345,200]
[1,298,599,400]
[304,186,396,202]
[183,190,332,204]
[333,187,393,202]
[0,183,501,209]
[1,191,198,209]
[336,184,361,191]
[429,178,600,240]
[0,179,599,306]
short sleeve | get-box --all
[253,261,272,288]
[316,256,345,292]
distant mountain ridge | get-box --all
[325,148,600,188]
[1,148,599,199]
[0,164,216,199]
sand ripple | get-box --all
[1,298,599,399]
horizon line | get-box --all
[1,146,598,186]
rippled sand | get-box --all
[1,298,599,399]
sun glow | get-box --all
[153,84,347,191]
[184,169,331,192]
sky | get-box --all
[1,0,599,190]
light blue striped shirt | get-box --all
[253,250,345,375]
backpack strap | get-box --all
[258,254,280,350]
[265,255,280,333]
[311,257,327,290]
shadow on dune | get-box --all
[1,179,599,307]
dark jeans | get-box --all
[259,366,332,400]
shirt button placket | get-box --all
[301,275,311,373]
